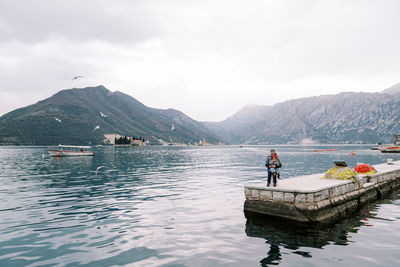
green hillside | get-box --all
[0,86,220,145]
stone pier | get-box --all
[244,161,400,224]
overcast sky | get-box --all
[0,0,399,121]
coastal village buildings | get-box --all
[103,134,147,146]
[131,139,147,146]
[103,134,124,145]
[197,139,213,146]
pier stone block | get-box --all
[348,183,355,191]
[343,184,350,194]
[332,186,340,197]
[350,183,355,191]
[320,190,329,200]
[345,184,351,193]
[306,193,314,203]
[273,191,284,202]
[295,193,306,203]
[317,199,331,209]
[260,190,272,200]
[284,193,295,203]
[331,196,340,204]
[328,188,334,197]
[307,204,317,211]
[314,190,328,202]
[345,191,357,200]
[251,190,259,199]
[340,185,345,194]
[245,188,251,197]
[342,185,349,194]
[355,182,361,190]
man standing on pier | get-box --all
[265,149,282,187]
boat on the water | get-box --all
[313,148,339,152]
[48,145,94,157]
[381,146,400,153]
[379,134,400,153]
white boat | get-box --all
[378,134,400,153]
[380,146,400,153]
[48,145,94,157]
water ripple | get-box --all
[0,145,399,266]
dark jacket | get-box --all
[265,155,282,169]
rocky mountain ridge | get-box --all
[205,84,400,144]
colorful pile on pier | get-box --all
[322,161,358,182]
[354,163,377,175]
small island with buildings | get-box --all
[103,134,148,146]
[103,133,217,147]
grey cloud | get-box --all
[0,0,400,121]
[0,0,162,43]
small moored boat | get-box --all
[381,146,400,153]
[313,148,339,152]
[380,134,400,153]
[48,145,94,157]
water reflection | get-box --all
[260,243,281,266]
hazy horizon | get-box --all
[1,0,399,121]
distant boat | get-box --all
[380,146,400,153]
[370,146,379,150]
[313,148,339,152]
[380,134,400,153]
[48,145,94,157]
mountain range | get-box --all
[0,86,220,145]
[1,84,399,145]
[206,83,400,144]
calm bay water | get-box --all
[0,145,399,266]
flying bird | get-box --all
[54,117,61,123]
[94,125,100,131]
[100,112,108,117]
[95,166,106,174]
[72,76,83,80]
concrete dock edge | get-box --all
[244,163,400,224]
